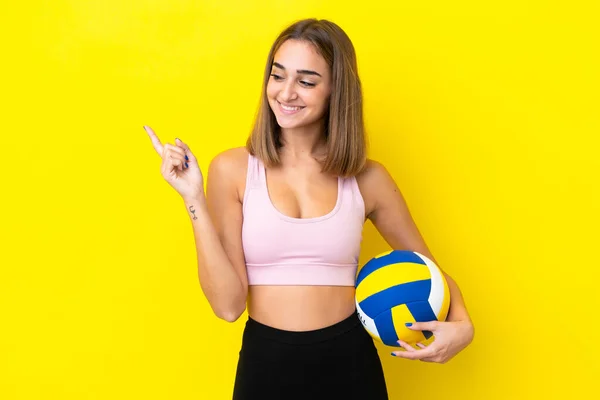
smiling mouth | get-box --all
[277,100,305,113]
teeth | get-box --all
[280,103,302,111]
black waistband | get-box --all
[245,310,362,345]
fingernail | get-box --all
[176,137,180,142]
[405,323,412,327]
[185,155,189,161]
[391,352,397,357]
[185,162,189,168]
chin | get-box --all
[275,118,305,129]
[273,111,325,130]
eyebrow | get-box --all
[272,62,322,77]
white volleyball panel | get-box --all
[416,252,446,317]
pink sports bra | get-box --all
[241,154,365,286]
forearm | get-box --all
[444,272,472,323]
[183,195,246,321]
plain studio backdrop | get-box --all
[1,1,598,399]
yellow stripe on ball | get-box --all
[355,262,431,303]
[391,304,428,345]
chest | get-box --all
[265,168,340,220]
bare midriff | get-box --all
[247,285,356,331]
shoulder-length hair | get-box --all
[245,18,367,177]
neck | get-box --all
[279,120,327,160]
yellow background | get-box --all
[1,1,598,399]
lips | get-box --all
[277,100,305,115]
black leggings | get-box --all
[232,310,389,400]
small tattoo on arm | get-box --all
[189,205,198,220]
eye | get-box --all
[270,74,284,81]
[300,81,316,87]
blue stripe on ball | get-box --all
[374,309,400,347]
[358,279,432,317]
[356,250,426,287]
[406,301,437,339]
[406,301,437,322]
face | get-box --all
[266,39,332,130]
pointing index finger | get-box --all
[144,125,164,156]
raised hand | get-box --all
[143,125,204,200]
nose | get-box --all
[279,80,298,102]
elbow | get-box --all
[218,312,242,323]
[216,309,243,323]
[214,303,246,323]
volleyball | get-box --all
[355,250,450,347]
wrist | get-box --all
[182,195,207,222]
[182,192,206,205]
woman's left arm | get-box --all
[358,160,474,363]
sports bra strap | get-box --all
[245,153,263,190]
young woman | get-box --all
[144,18,474,400]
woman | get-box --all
[144,18,474,400]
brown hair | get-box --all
[245,18,367,177]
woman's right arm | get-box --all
[143,125,247,322]
[183,149,248,322]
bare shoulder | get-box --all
[207,146,249,201]
[209,146,249,172]
[356,158,390,183]
[356,159,397,218]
